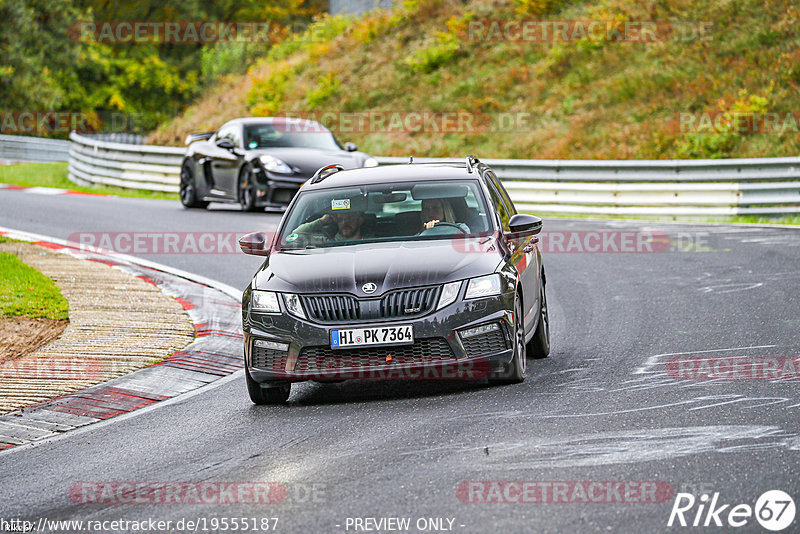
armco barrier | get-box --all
[0,134,70,163]
[65,133,800,216]
[68,132,183,192]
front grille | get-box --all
[380,286,439,319]
[301,286,440,324]
[295,337,454,372]
[303,295,361,322]
[252,345,289,371]
[460,324,508,357]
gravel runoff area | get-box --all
[0,241,196,415]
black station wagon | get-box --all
[239,156,550,404]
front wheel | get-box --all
[245,367,291,404]
[179,160,209,209]
[527,272,550,359]
[488,296,526,385]
[238,164,258,212]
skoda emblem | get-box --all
[362,282,377,294]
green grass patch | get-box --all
[0,162,178,200]
[0,251,69,320]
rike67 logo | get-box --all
[668,490,795,531]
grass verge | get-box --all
[0,162,178,200]
[0,247,69,320]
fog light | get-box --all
[253,339,289,351]
[460,322,500,339]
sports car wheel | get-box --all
[179,160,209,209]
[488,296,526,385]
[238,164,258,212]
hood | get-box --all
[249,147,369,177]
[254,238,502,295]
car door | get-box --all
[486,172,540,335]
[211,123,242,199]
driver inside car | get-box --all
[420,198,470,233]
[292,207,370,243]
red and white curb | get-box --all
[0,183,107,197]
[0,227,244,451]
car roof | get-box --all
[221,117,332,131]
[302,163,484,190]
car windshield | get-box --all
[278,180,492,250]
[243,123,341,151]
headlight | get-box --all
[250,290,280,313]
[282,293,306,319]
[259,155,293,174]
[437,281,461,310]
[363,157,379,168]
[465,274,502,300]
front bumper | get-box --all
[253,169,306,207]
[243,291,516,383]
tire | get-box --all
[245,367,291,405]
[179,160,209,209]
[488,296,526,385]
[527,271,550,359]
[238,163,258,212]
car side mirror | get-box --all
[239,232,270,256]
[507,214,542,236]
[344,142,358,152]
[217,138,235,150]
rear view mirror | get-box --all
[239,232,270,256]
[371,192,407,204]
[345,142,358,152]
[217,138,235,150]
[410,183,469,199]
[507,214,542,236]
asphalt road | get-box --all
[1,190,799,533]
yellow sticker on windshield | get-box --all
[331,199,351,210]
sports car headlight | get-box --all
[250,290,280,313]
[465,274,502,300]
[363,157,379,168]
[437,281,461,310]
[282,293,306,319]
[259,155,293,174]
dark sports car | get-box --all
[180,117,378,210]
[239,156,550,404]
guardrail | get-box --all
[0,134,70,163]
[66,132,800,216]
[68,132,183,192]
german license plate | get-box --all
[330,325,413,348]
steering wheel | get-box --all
[432,222,464,230]
[419,221,466,236]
